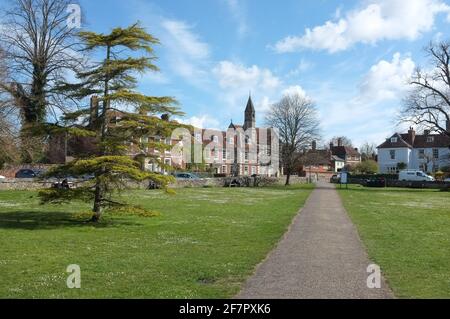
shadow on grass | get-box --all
[335,185,443,193]
[0,211,141,230]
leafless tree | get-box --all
[0,0,83,162]
[0,0,84,162]
[360,142,377,161]
[266,93,320,185]
[328,136,353,148]
[401,41,450,137]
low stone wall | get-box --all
[0,175,309,191]
[0,179,58,190]
[346,178,450,190]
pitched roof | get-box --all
[407,133,450,148]
[378,132,450,149]
[331,155,345,162]
[331,146,361,157]
[245,96,255,114]
[377,133,412,149]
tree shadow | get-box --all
[0,211,142,230]
[335,186,444,193]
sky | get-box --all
[77,0,450,147]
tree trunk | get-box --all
[91,183,103,222]
[285,172,291,186]
[90,45,111,223]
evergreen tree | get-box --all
[39,23,184,222]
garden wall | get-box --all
[0,176,309,191]
[347,178,450,190]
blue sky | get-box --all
[78,0,450,147]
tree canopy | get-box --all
[39,23,185,222]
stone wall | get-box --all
[0,179,59,190]
[0,175,309,191]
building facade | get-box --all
[145,96,280,177]
[377,127,450,173]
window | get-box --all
[222,166,227,174]
[228,137,234,145]
[244,166,249,175]
[433,149,439,159]
[222,149,227,160]
[390,150,396,160]
[427,136,434,143]
[267,148,271,157]
[245,151,249,161]
[391,137,398,143]
[214,148,219,160]
[251,166,256,175]
[419,149,425,159]
[195,133,201,142]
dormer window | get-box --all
[427,136,434,143]
[212,135,219,143]
[391,137,398,143]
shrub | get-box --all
[353,160,379,174]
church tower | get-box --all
[243,95,256,130]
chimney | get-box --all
[408,127,416,145]
[161,114,170,121]
[89,96,99,127]
[329,142,334,150]
[337,138,343,147]
[312,140,317,151]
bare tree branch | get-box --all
[266,93,320,185]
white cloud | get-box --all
[161,20,210,60]
[213,61,281,91]
[178,115,220,129]
[161,19,211,82]
[359,52,415,101]
[316,53,416,146]
[212,60,283,115]
[273,0,450,53]
[224,0,249,37]
[282,85,307,98]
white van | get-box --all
[399,170,435,182]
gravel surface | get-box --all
[236,182,394,299]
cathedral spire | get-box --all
[244,94,255,130]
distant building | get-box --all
[329,138,361,167]
[299,140,353,175]
[145,96,280,177]
[377,126,450,173]
[48,96,280,177]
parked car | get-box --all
[173,173,200,180]
[399,170,435,182]
[15,169,38,179]
[0,175,6,179]
[52,179,76,190]
[365,177,386,188]
[444,178,450,182]
[330,174,340,183]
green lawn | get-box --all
[338,185,450,298]
[0,184,313,298]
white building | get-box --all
[377,127,450,174]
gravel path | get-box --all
[236,182,393,299]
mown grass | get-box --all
[0,184,314,298]
[338,185,450,298]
